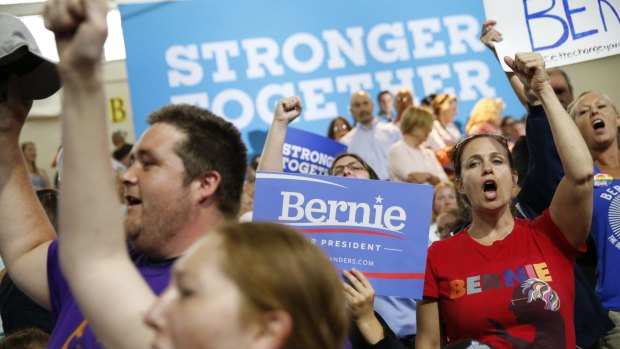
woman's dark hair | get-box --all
[329,153,379,180]
[450,134,513,180]
[327,116,352,140]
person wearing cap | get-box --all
[0,13,60,100]
[0,3,247,349]
[0,11,59,340]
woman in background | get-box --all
[387,106,448,184]
[425,93,462,151]
[21,142,50,190]
[568,90,620,348]
[465,98,504,136]
[327,116,352,142]
[428,182,458,242]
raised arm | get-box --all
[515,98,564,218]
[44,1,156,348]
[505,53,594,248]
[257,96,302,172]
[0,76,54,309]
[480,20,528,108]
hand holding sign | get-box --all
[274,96,303,125]
[343,269,376,322]
[343,269,386,345]
[480,20,503,52]
[504,53,549,101]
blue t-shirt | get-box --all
[592,169,620,311]
[46,240,172,348]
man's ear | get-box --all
[250,310,292,349]
[195,171,221,205]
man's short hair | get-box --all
[377,90,392,103]
[148,104,247,219]
[547,68,573,94]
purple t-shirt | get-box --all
[46,240,173,348]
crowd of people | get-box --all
[0,2,618,349]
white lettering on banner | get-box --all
[408,18,446,59]
[210,89,254,129]
[282,144,334,164]
[443,15,486,54]
[282,33,325,73]
[367,22,410,63]
[241,37,285,79]
[166,16,485,82]
[278,191,407,231]
[323,27,367,69]
[200,41,240,83]
[320,239,382,251]
[165,15,492,125]
[169,62,491,122]
[166,45,203,87]
[282,143,334,175]
[298,78,338,120]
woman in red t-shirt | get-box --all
[416,53,594,349]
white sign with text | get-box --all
[484,0,620,69]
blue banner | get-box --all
[119,0,524,155]
[283,127,347,175]
[253,172,433,298]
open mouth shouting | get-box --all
[125,195,142,207]
[591,118,606,131]
[483,180,498,201]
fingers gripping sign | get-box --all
[275,96,303,124]
[342,269,376,322]
[480,20,503,51]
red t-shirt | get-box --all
[423,210,580,348]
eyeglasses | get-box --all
[333,124,349,132]
[329,161,366,176]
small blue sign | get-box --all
[283,127,347,175]
[253,172,433,298]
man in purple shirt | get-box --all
[0,2,246,348]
